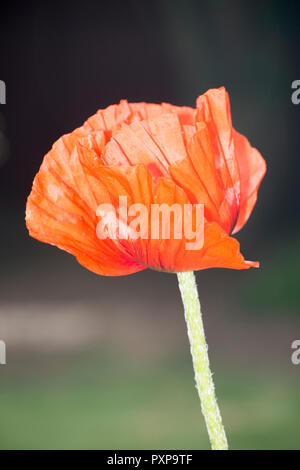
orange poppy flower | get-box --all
[25,87,266,276]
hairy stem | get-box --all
[177,271,228,450]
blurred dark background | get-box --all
[0,0,300,449]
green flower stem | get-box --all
[177,271,228,450]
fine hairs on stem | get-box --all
[177,271,228,450]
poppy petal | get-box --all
[102,114,187,176]
[232,130,267,233]
[83,100,196,136]
[91,164,258,272]
[169,123,233,232]
[174,222,259,272]
[129,102,196,126]
[196,87,241,229]
[26,92,265,275]
[26,132,146,276]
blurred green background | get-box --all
[0,0,300,449]
[1,350,300,450]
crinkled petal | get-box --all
[26,91,265,276]
[169,123,233,233]
[102,114,187,176]
[232,130,267,233]
[26,132,146,276]
[196,87,241,229]
[90,164,259,272]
